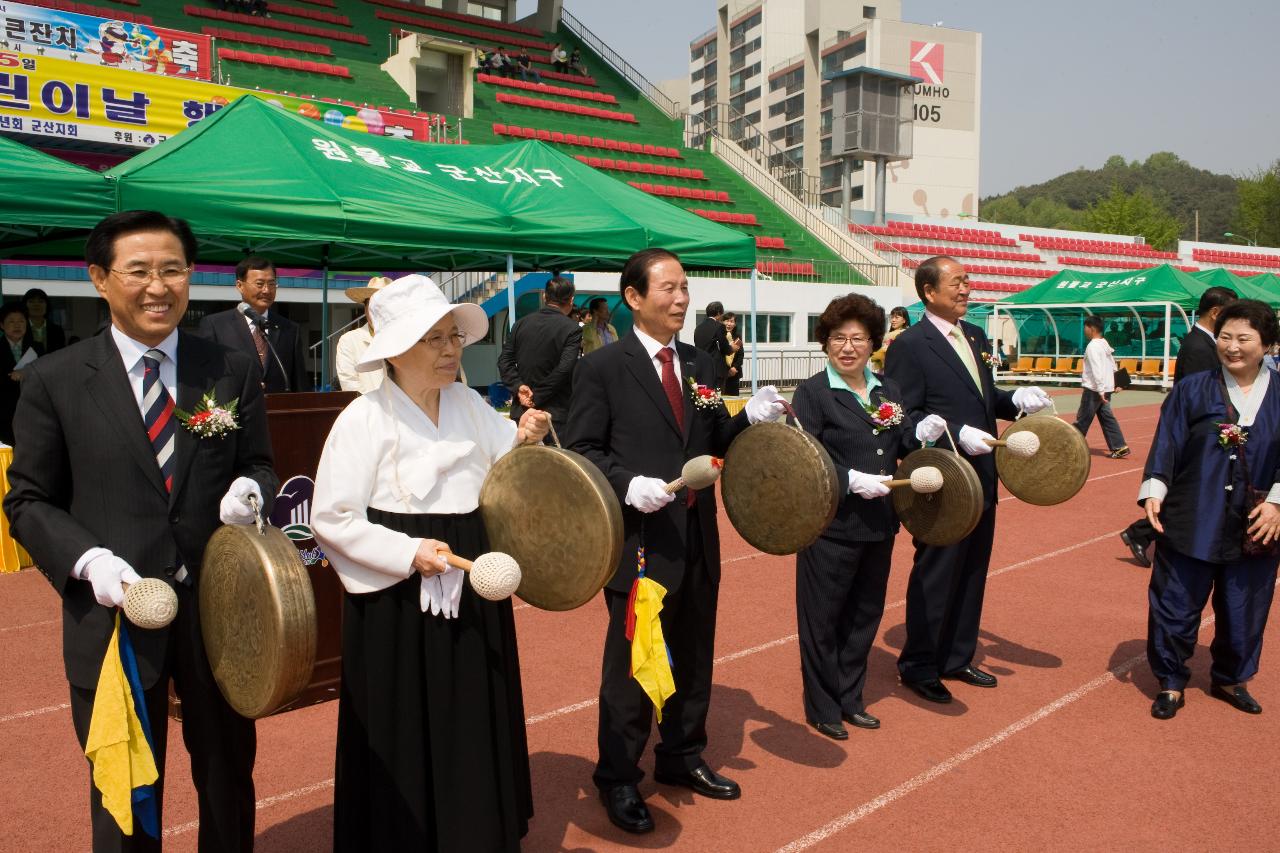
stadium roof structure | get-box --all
[104,96,758,273]
[0,135,114,254]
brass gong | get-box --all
[721,421,840,555]
[479,445,623,611]
[200,519,317,719]
[996,413,1090,506]
[893,447,983,546]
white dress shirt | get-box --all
[311,378,519,595]
[1080,336,1117,394]
[633,326,682,384]
[334,325,383,394]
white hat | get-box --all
[356,274,489,372]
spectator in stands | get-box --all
[515,49,541,84]
[497,276,581,436]
[723,311,744,395]
[694,301,732,390]
[551,42,570,74]
[21,288,66,355]
[569,47,589,77]
[1120,285,1238,567]
[335,277,390,394]
[477,46,496,73]
[493,47,514,78]
[1073,315,1129,459]
[249,0,267,17]
[1142,299,1280,720]
[581,296,618,354]
[0,303,28,445]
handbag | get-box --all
[1113,367,1132,389]
[1217,373,1279,557]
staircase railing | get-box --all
[559,7,682,120]
[684,102,820,204]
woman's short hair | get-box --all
[1214,299,1279,348]
[815,294,886,351]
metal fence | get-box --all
[734,348,827,389]
[559,8,682,120]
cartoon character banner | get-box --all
[0,50,433,147]
[0,1,212,80]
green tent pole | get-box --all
[321,248,330,391]
[749,267,758,395]
[506,253,516,329]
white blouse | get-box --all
[312,379,518,594]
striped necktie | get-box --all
[142,349,176,493]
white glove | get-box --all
[420,567,466,618]
[745,385,787,424]
[848,470,891,499]
[625,476,676,513]
[219,477,263,525]
[84,553,142,608]
[915,414,947,444]
[1012,386,1053,414]
[957,424,996,456]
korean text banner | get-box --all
[0,51,433,147]
[0,1,211,80]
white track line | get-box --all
[0,702,69,724]
[0,618,57,634]
[164,778,337,838]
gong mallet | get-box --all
[122,578,179,629]
[984,431,1041,458]
[664,455,724,494]
[884,466,944,494]
[441,550,523,601]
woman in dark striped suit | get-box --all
[792,294,945,739]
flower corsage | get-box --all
[687,377,723,410]
[176,392,240,439]
[866,400,904,434]
[981,350,1001,368]
[1217,423,1247,450]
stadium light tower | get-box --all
[826,66,921,225]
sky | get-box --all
[527,0,1280,197]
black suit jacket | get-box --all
[198,307,307,393]
[496,306,582,426]
[566,330,749,595]
[3,330,278,689]
[1174,325,1218,383]
[792,370,920,541]
[23,320,66,355]
[884,316,1018,503]
[0,340,23,445]
[693,317,731,385]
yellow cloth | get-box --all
[0,447,33,572]
[630,576,676,722]
[948,326,984,395]
[84,614,159,836]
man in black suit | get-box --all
[4,211,278,852]
[197,255,307,393]
[1119,285,1237,566]
[567,249,785,834]
[497,275,581,434]
[692,300,732,390]
[885,255,1052,705]
[0,303,29,445]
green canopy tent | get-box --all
[1190,267,1280,307]
[105,96,758,381]
[993,265,1216,388]
[0,134,115,261]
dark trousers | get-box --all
[797,535,893,723]
[594,511,718,789]
[1073,388,1127,451]
[68,582,257,853]
[898,502,997,683]
[1147,546,1279,691]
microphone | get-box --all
[237,302,291,392]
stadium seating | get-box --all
[875,242,1042,263]
[292,0,336,7]
[266,3,351,26]
[475,74,617,105]
[217,47,351,77]
[758,261,817,277]
[756,236,788,250]
[689,209,759,226]
[569,153,703,179]
[23,0,151,23]
[627,182,730,203]
[1056,256,1164,270]
[493,92,636,123]
[967,280,1034,294]
[202,27,333,55]
[1191,248,1280,269]
[492,125,681,158]
[1022,234,1180,260]
[369,6,552,51]
[861,222,1018,248]
[363,0,543,38]
[183,5,369,43]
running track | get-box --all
[2,400,1278,851]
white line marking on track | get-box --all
[0,702,69,724]
[164,778,336,838]
[0,618,57,633]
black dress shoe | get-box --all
[600,785,654,834]
[1212,684,1263,714]
[904,678,953,704]
[944,665,998,688]
[809,720,848,740]
[1120,530,1151,567]
[653,763,741,800]
[1151,690,1184,720]
[843,711,881,730]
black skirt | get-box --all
[334,508,533,852]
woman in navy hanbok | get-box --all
[1141,300,1280,719]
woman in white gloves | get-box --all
[311,275,549,852]
[790,294,945,739]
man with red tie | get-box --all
[4,210,277,852]
[567,248,786,834]
[198,256,307,393]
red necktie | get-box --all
[250,322,268,367]
[655,348,695,507]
